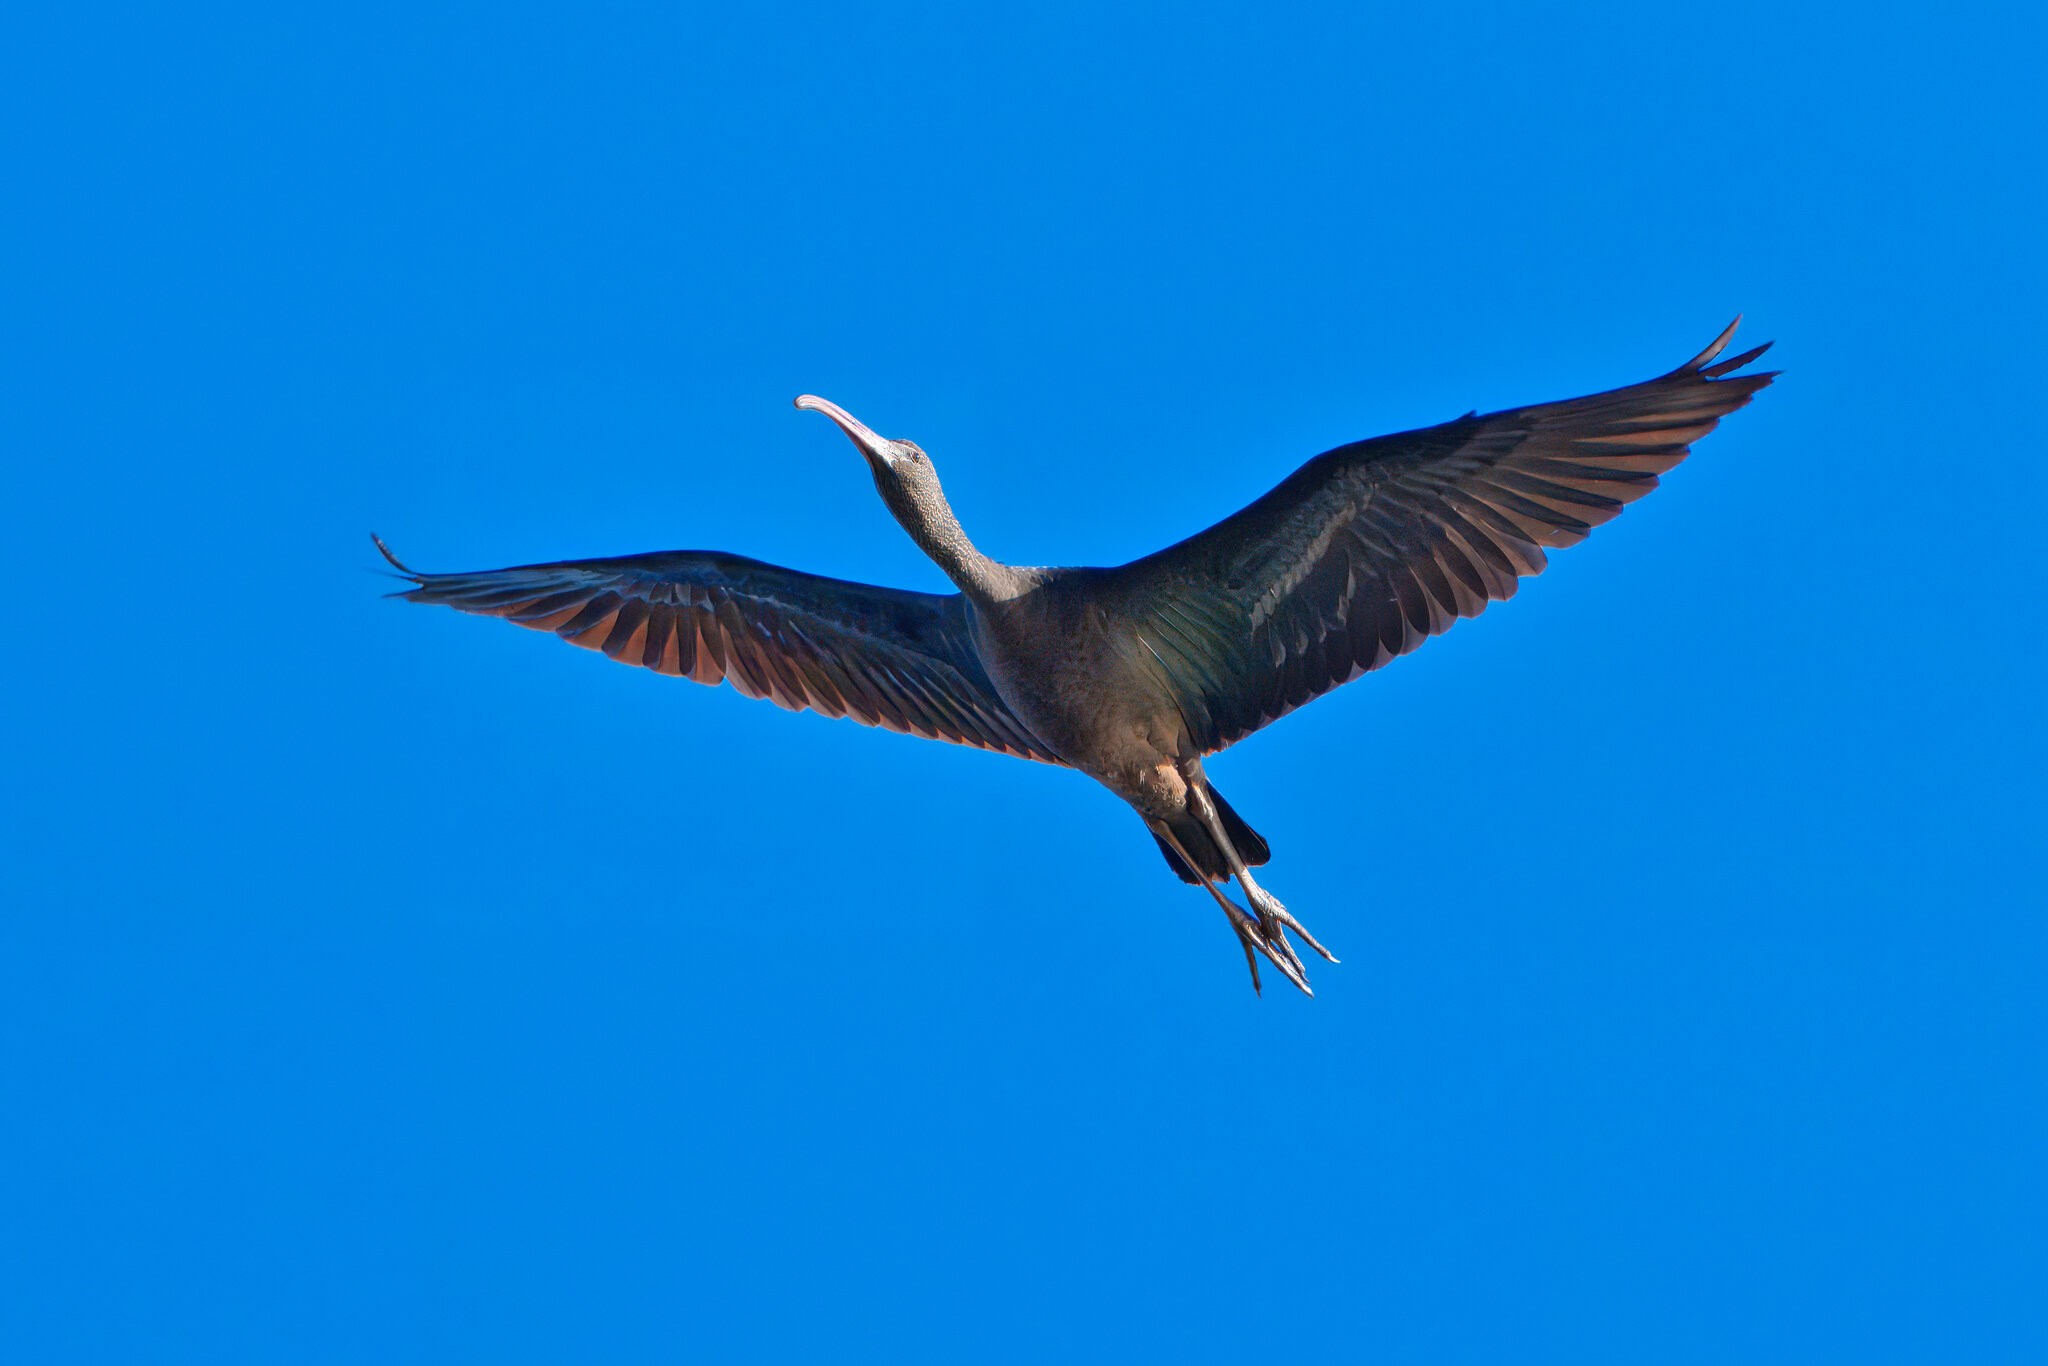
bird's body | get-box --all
[379,322,1775,994]
[971,571,1183,776]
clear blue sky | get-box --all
[6,4,2044,1361]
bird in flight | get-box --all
[377,321,1773,996]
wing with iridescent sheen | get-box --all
[1102,320,1777,752]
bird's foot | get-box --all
[1217,892,1313,997]
[1244,883,1338,967]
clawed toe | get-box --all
[1257,906,1308,977]
[1154,815,1324,997]
[1219,895,1312,997]
[1252,891,1338,965]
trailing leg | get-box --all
[1151,822,1312,997]
[1186,783,1338,968]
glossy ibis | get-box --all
[377,320,1774,995]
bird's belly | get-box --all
[973,606,1188,786]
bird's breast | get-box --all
[969,592,1190,777]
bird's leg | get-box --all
[1155,825,1311,997]
[1186,785,1338,967]
[1225,897,1262,996]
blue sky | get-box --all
[6,4,2044,1361]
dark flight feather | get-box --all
[373,538,1063,765]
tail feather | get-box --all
[1151,783,1270,885]
[1211,786,1269,867]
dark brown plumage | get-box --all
[379,320,1775,995]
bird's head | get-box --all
[794,393,992,591]
[794,394,945,511]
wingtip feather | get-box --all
[370,532,429,599]
[1678,316,1744,372]
[370,532,424,582]
[1700,340,1775,378]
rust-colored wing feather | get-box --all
[376,541,1061,764]
[1102,319,1777,752]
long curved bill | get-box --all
[795,394,894,468]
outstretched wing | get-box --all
[1101,320,1777,753]
[376,539,1061,764]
